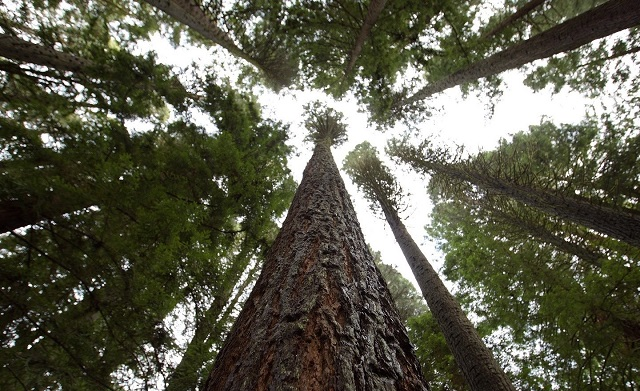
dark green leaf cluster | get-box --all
[303,101,348,147]
[0,27,295,387]
[343,141,405,214]
[424,121,640,390]
[369,247,427,323]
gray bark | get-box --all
[344,0,388,76]
[0,34,94,72]
[378,202,516,391]
[204,143,428,390]
[398,0,640,107]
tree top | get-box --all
[303,101,348,147]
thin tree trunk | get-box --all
[378,202,516,391]
[407,156,640,248]
[344,0,388,76]
[142,0,262,71]
[507,213,604,266]
[166,250,259,391]
[397,0,640,107]
[0,34,94,72]
[0,197,92,234]
[204,143,428,390]
[482,0,548,39]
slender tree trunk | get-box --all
[494,209,604,267]
[344,0,388,76]
[482,0,548,39]
[409,157,640,248]
[166,251,259,391]
[0,34,94,72]
[397,0,640,107]
[142,0,265,73]
[0,197,92,234]
[378,201,516,391]
[204,143,428,390]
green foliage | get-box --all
[222,0,299,90]
[0,61,295,389]
[343,141,405,214]
[303,101,348,147]
[425,119,640,390]
[408,311,469,391]
[369,248,427,323]
[2,0,640,389]
[524,28,639,97]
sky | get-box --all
[144,32,595,292]
[254,72,593,291]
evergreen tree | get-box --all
[142,0,296,89]
[344,142,516,391]
[0,75,296,389]
[205,105,428,390]
[421,121,640,389]
[388,127,640,248]
[395,0,640,110]
[369,247,427,323]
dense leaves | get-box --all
[423,121,640,389]
[0,15,295,385]
[2,0,640,389]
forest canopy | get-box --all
[1,0,639,390]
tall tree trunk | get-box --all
[344,0,388,76]
[204,142,428,390]
[482,0,548,39]
[397,0,640,107]
[0,197,92,234]
[142,0,284,85]
[0,34,94,72]
[378,201,516,391]
[403,154,640,248]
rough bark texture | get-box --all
[0,34,94,72]
[204,143,428,391]
[379,203,516,391]
[424,161,640,249]
[142,0,257,67]
[0,198,91,234]
[399,0,640,106]
[344,0,388,76]
[482,0,547,39]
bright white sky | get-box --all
[254,72,593,291]
[146,34,594,292]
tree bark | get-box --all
[482,0,548,39]
[142,0,266,74]
[378,202,516,391]
[344,0,388,76]
[204,143,428,390]
[397,0,640,107]
[410,157,640,249]
[0,34,94,72]
[0,197,92,234]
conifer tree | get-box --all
[204,105,428,390]
[395,0,640,108]
[344,142,516,391]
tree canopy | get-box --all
[2,0,639,389]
